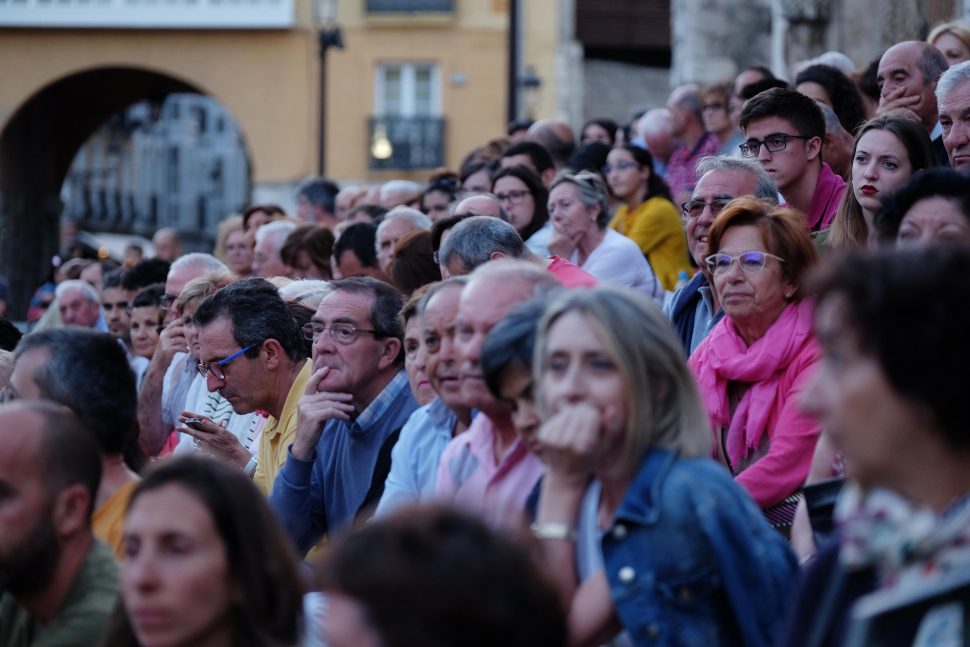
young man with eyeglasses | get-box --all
[739,87,845,232]
[665,156,778,356]
[189,278,311,495]
[269,277,418,556]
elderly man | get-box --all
[297,177,340,229]
[527,119,575,169]
[435,260,560,528]
[190,278,311,493]
[665,84,721,202]
[152,227,181,262]
[270,278,419,554]
[816,102,855,179]
[138,253,229,457]
[438,216,596,286]
[878,41,950,166]
[10,330,140,555]
[0,400,118,647]
[253,220,298,279]
[55,279,104,331]
[665,156,778,355]
[379,180,422,209]
[937,60,970,172]
[638,108,677,178]
[375,206,432,273]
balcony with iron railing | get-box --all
[368,115,445,171]
[0,0,294,29]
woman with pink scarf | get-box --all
[688,197,821,529]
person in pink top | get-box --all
[688,197,821,531]
[740,88,847,233]
[435,260,560,528]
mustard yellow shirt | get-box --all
[92,480,138,558]
[609,196,692,291]
[254,359,312,495]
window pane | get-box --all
[383,67,403,116]
[414,66,432,116]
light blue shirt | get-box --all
[375,397,457,517]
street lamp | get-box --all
[313,0,344,176]
[519,67,542,120]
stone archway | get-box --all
[0,66,214,317]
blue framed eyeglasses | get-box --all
[197,343,258,380]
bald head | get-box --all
[878,41,948,131]
[527,119,576,169]
[638,109,677,163]
[453,194,507,220]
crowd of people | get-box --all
[2,24,970,647]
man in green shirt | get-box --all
[0,400,119,647]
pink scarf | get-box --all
[689,299,815,467]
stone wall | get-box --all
[582,59,670,125]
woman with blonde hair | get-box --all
[532,287,795,646]
[928,20,970,67]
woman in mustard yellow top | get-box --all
[605,144,693,290]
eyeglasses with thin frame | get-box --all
[302,322,377,345]
[704,250,786,274]
[681,196,734,219]
[494,189,531,205]
[602,160,640,174]
[739,133,812,158]
[197,343,258,381]
[158,294,176,312]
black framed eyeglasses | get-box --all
[739,133,811,158]
[197,343,258,381]
[681,196,734,219]
[158,294,177,312]
[302,322,377,345]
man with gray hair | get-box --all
[253,220,298,279]
[297,177,340,228]
[375,206,432,273]
[877,41,950,165]
[379,180,422,209]
[152,226,181,262]
[638,108,677,178]
[55,280,105,331]
[665,155,778,355]
[665,84,721,201]
[937,59,970,172]
[817,102,854,178]
[164,252,229,323]
[438,216,596,286]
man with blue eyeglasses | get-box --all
[191,278,311,495]
[269,277,418,556]
[740,87,846,233]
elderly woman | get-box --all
[104,456,304,647]
[785,246,970,646]
[688,197,820,526]
[532,287,795,646]
[827,114,934,248]
[547,171,661,299]
[874,167,970,246]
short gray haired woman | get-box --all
[546,171,662,299]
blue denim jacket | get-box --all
[602,448,796,646]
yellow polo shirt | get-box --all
[254,360,312,495]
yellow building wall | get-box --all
[522,0,560,121]
[326,1,509,182]
[0,28,318,185]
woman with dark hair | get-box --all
[458,159,498,196]
[795,64,868,134]
[786,245,970,646]
[580,117,618,146]
[874,167,970,246]
[420,171,460,222]
[129,283,165,360]
[242,204,287,247]
[491,165,551,256]
[827,114,934,248]
[547,171,662,298]
[532,287,795,646]
[318,506,567,647]
[604,144,692,291]
[688,197,821,529]
[700,83,745,156]
[388,230,441,298]
[280,224,334,280]
[104,456,304,647]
